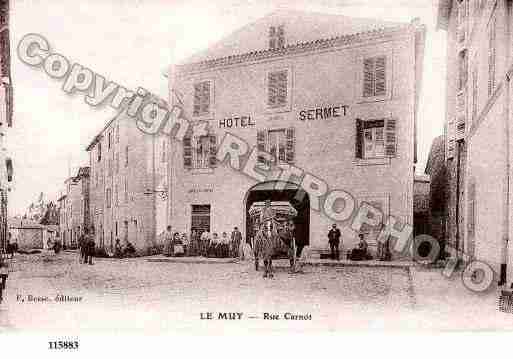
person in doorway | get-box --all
[163,225,173,257]
[231,227,243,260]
[81,228,90,265]
[328,224,341,260]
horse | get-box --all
[253,218,296,278]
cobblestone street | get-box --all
[0,252,512,332]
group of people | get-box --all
[78,227,96,265]
[328,223,390,261]
[163,226,244,259]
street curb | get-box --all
[146,256,414,268]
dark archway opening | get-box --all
[245,181,310,255]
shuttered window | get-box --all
[183,134,217,169]
[209,135,217,168]
[458,50,468,91]
[267,70,288,108]
[106,188,112,209]
[355,118,396,159]
[257,127,295,166]
[363,56,387,98]
[488,13,496,96]
[183,135,192,169]
[269,25,285,49]
[384,118,397,157]
[472,66,478,123]
[193,81,211,116]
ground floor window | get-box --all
[191,204,211,234]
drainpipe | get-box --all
[500,73,510,287]
[455,141,462,255]
[500,2,512,288]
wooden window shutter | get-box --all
[355,119,363,158]
[488,15,496,96]
[276,70,288,107]
[257,129,267,166]
[209,135,217,168]
[363,58,375,97]
[286,127,295,163]
[183,135,193,169]
[384,117,397,158]
[201,81,210,114]
[375,56,386,96]
[268,72,277,107]
[193,83,201,116]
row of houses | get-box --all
[435,0,513,289]
[59,10,427,260]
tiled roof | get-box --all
[176,9,418,73]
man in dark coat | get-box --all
[328,224,341,260]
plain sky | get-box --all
[6,0,446,216]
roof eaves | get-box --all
[176,24,412,74]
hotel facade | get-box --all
[438,0,513,288]
[167,11,425,257]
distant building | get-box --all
[167,10,425,258]
[8,218,44,250]
[413,174,430,237]
[437,0,513,287]
[0,0,13,254]
[86,102,167,254]
[425,135,448,243]
[57,167,90,248]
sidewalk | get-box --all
[146,255,414,268]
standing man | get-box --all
[86,226,95,265]
[328,223,341,260]
[231,226,243,260]
[81,228,89,265]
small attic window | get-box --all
[269,25,285,50]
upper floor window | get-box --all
[257,127,295,167]
[267,69,289,109]
[108,131,112,150]
[355,118,397,159]
[125,145,129,167]
[363,56,387,98]
[97,142,102,162]
[193,81,211,116]
[106,188,112,209]
[488,11,496,96]
[269,25,285,50]
[458,50,468,91]
[161,139,167,163]
[116,123,119,143]
[183,134,217,170]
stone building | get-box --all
[166,10,426,257]
[0,0,13,253]
[57,167,90,248]
[425,135,448,244]
[86,101,168,254]
[437,0,513,287]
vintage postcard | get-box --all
[0,0,512,350]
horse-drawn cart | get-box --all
[249,201,298,278]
